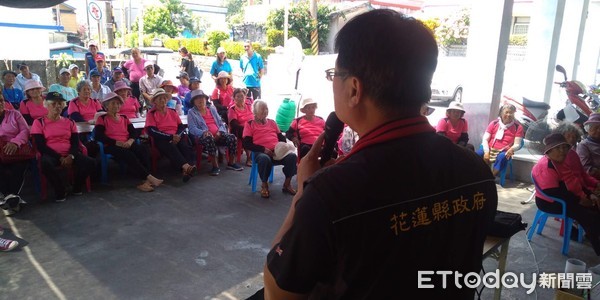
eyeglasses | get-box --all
[325,68,349,81]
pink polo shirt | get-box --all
[68,97,103,122]
[0,109,29,146]
[288,116,325,145]
[119,96,140,119]
[243,119,280,151]
[485,119,524,150]
[96,115,131,142]
[123,58,147,83]
[228,103,253,127]
[20,99,48,121]
[145,108,181,135]
[31,116,77,155]
[211,86,234,108]
[436,117,468,144]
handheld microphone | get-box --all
[320,112,345,166]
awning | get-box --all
[0,0,66,8]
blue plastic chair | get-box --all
[248,152,274,193]
[499,139,524,187]
[97,141,128,184]
[528,173,583,255]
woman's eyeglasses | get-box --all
[325,68,349,81]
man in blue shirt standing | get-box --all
[239,40,264,100]
[85,41,103,76]
[90,54,111,85]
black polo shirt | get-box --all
[267,127,497,299]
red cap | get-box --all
[95,53,105,62]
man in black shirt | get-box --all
[263,9,498,299]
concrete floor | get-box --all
[1,161,600,299]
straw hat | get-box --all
[215,71,232,85]
[160,80,177,91]
[300,98,317,110]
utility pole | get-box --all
[85,0,91,40]
[138,3,144,48]
[106,1,115,48]
[309,0,318,55]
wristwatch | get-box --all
[68,154,75,160]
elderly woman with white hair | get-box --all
[94,92,163,192]
[578,113,600,180]
[68,80,103,122]
[285,97,325,159]
[243,100,297,198]
[477,103,524,176]
[31,92,96,202]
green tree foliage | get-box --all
[135,5,178,38]
[225,0,246,27]
[266,1,334,50]
[509,35,527,46]
[266,28,284,47]
[191,15,210,37]
[206,30,230,54]
[433,8,470,48]
[160,0,194,34]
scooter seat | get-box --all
[523,97,551,109]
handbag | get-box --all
[488,210,527,238]
[0,140,36,163]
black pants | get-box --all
[105,143,151,180]
[298,143,312,159]
[131,82,141,104]
[154,136,194,170]
[41,153,95,199]
[0,161,28,195]
[247,87,261,100]
[536,197,600,254]
[254,152,297,183]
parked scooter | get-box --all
[501,95,550,133]
[554,64,596,128]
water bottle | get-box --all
[276,98,296,132]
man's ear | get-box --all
[348,77,363,108]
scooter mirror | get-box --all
[556,65,567,81]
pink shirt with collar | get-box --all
[30,116,77,155]
[243,118,280,151]
[67,97,103,122]
[20,99,48,121]
[119,96,140,119]
[0,109,29,146]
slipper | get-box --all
[282,185,297,196]
[260,186,270,198]
[137,182,154,192]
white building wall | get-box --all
[0,7,54,60]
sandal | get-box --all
[137,182,154,192]
[282,185,297,196]
[260,186,270,198]
[182,165,197,182]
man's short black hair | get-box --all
[335,9,438,113]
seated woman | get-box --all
[477,104,523,176]
[68,81,103,123]
[532,133,600,255]
[94,92,163,192]
[188,89,243,176]
[211,71,233,123]
[228,88,254,166]
[113,81,140,119]
[243,100,297,198]
[183,77,201,115]
[285,98,325,159]
[577,113,600,180]
[0,95,29,215]
[160,80,183,115]
[19,81,48,125]
[30,92,96,202]
[144,88,196,182]
[436,101,471,149]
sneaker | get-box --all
[227,163,244,171]
[209,167,220,176]
[0,237,18,252]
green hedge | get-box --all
[163,38,181,51]
[220,41,275,60]
[267,29,284,47]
